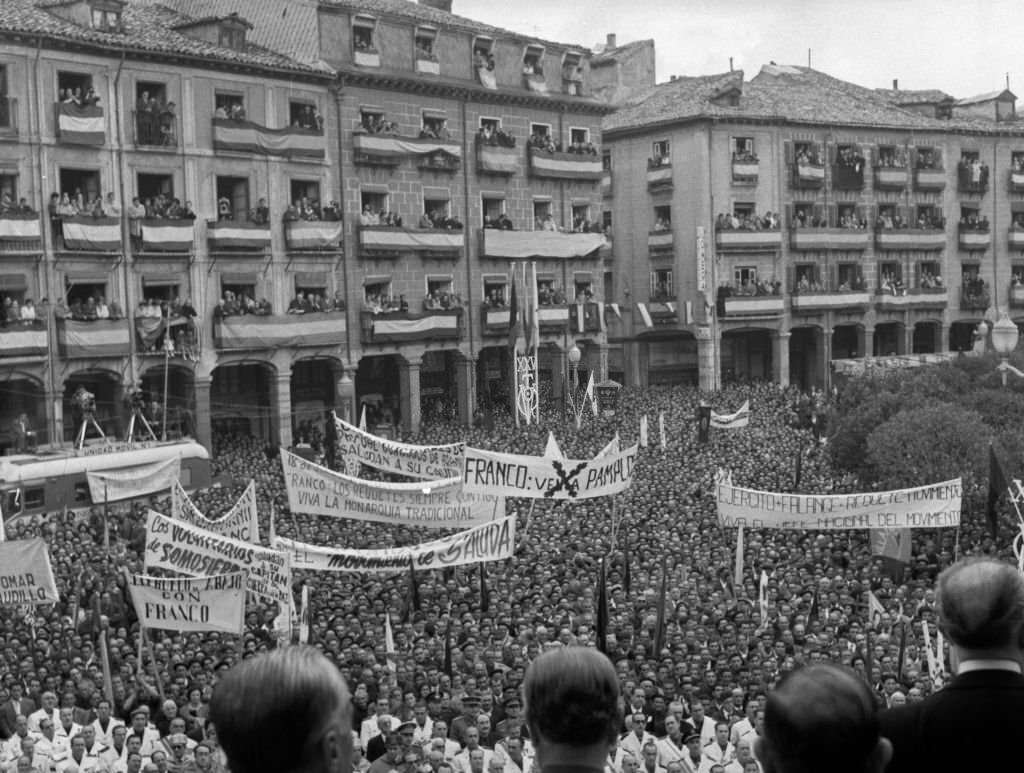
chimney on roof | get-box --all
[606,33,617,49]
[419,0,453,12]
[670,75,677,82]
[729,57,734,72]
[893,78,898,90]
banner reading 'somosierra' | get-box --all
[274,516,515,573]
[280,449,505,529]
[461,443,638,499]
[716,476,962,530]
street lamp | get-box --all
[568,343,581,391]
[992,313,1022,387]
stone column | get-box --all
[399,356,422,435]
[273,373,293,448]
[819,328,833,389]
[772,331,791,388]
[596,343,609,383]
[938,324,950,353]
[455,355,476,425]
[549,349,565,416]
[46,389,62,447]
[193,376,212,449]
[860,326,874,359]
[696,325,716,392]
[901,322,914,355]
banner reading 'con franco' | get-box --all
[144,511,291,606]
[334,414,463,480]
[281,449,505,529]
[274,517,516,573]
[716,476,962,530]
[461,443,638,499]
[127,572,246,635]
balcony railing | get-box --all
[831,164,864,190]
[56,318,131,358]
[476,140,520,175]
[212,118,325,160]
[731,158,759,183]
[1009,285,1024,309]
[913,167,946,191]
[1010,170,1024,193]
[0,214,42,252]
[874,288,949,309]
[480,228,606,259]
[132,109,177,148]
[715,228,782,251]
[721,295,785,317]
[214,312,346,351]
[55,102,104,146]
[354,132,462,171]
[958,227,991,251]
[528,148,603,181]
[359,226,463,259]
[0,320,47,359]
[354,49,381,68]
[206,220,271,252]
[960,288,991,311]
[135,315,201,358]
[792,161,825,188]
[60,216,120,252]
[790,228,870,251]
[646,160,672,191]
[481,305,511,336]
[537,304,570,331]
[140,219,194,253]
[875,228,946,251]
[957,165,989,195]
[360,308,462,345]
[285,220,343,251]
[415,56,440,75]
[1010,228,1024,250]
[790,290,871,312]
[874,166,909,190]
[569,301,604,333]
[648,229,673,256]
[0,97,18,133]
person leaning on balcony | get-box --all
[19,299,35,322]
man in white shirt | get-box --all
[411,704,433,746]
[493,736,532,773]
[27,695,59,735]
[360,697,393,752]
[728,701,758,748]
[90,701,123,747]
[657,716,688,769]
[701,723,734,769]
[1,718,37,764]
[54,709,81,743]
[124,712,160,759]
[453,728,493,773]
[426,721,459,762]
[620,712,654,761]
[685,704,716,748]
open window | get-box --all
[653,205,671,231]
[602,210,612,233]
[958,150,989,191]
[918,261,942,289]
[960,203,987,231]
[793,263,820,289]
[360,189,390,223]
[359,106,387,134]
[216,16,250,51]
[836,203,864,229]
[422,190,450,227]
[134,81,174,146]
[529,123,552,146]
[879,260,902,285]
[214,91,245,121]
[363,276,391,305]
[573,272,593,300]
[0,173,18,205]
[836,263,863,290]
[289,101,321,132]
[415,26,438,61]
[481,194,506,227]
[652,139,670,165]
[136,173,174,213]
[420,110,449,141]
[533,199,553,231]
[916,204,944,229]
[58,168,101,206]
[64,275,109,307]
[221,274,256,303]
[294,272,328,304]
[877,144,905,168]
[482,275,507,307]
[522,44,545,76]
[569,127,591,151]
[915,146,942,169]
[0,65,11,130]
[141,276,180,304]
[473,35,496,86]
[215,176,249,221]
[57,71,95,104]
[650,268,674,301]
[571,203,591,232]
[732,136,755,161]
[352,16,378,54]
[602,150,612,172]
[426,275,453,297]
[90,1,123,32]
[734,266,758,286]
[562,51,583,95]
[0,273,28,304]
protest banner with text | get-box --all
[461,442,637,499]
[281,449,505,528]
[144,511,291,606]
[334,414,463,480]
[0,539,59,607]
[87,456,180,503]
[171,480,260,543]
[716,477,962,530]
[275,517,516,573]
[127,572,246,634]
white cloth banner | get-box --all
[0,539,59,607]
[144,511,291,606]
[334,414,463,479]
[711,401,750,429]
[281,449,505,529]
[276,517,516,573]
[870,528,913,563]
[461,443,637,500]
[127,572,246,634]
[716,477,962,530]
[171,480,260,543]
[87,456,181,503]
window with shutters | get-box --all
[916,204,944,230]
[215,177,249,221]
[837,263,864,290]
[652,140,670,166]
[214,91,244,120]
[353,16,377,54]
[58,168,101,205]
[958,150,989,193]
[650,268,674,301]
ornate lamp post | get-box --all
[992,313,1022,387]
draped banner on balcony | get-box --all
[0,323,47,358]
[141,219,194,252]
[352,133,461,162]
[62,217,120,251]
[482,230,607,259]
[0,215,42,240]
[135,316,194,351]
[528,149,603,180]
[214,313,346,350]
[57,103,105,145]
[285,220,343,250]
[359,227,463,254]
[476,144,520,174]
[367,310,460,343]
[58,318,131,358]
[212,119,324,159]
[206,221,270,250]
[636,302,677,329]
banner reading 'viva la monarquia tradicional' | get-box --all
[281,449,505,529]
[716,476,962,530]
[334,414,463,480]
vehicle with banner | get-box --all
[0,439,210,523]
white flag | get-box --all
[543,432,564,460]
[658,411,666,450]
[733,524,745,590]
[585,372,598,417]
[0,500,6,543]
[758,570,769,631]
[639,415,649,448]
[922,619,938,676]
[298,585,311,644]
[385,612,397,673]
[358,404,367,431]
[868,591,886,628]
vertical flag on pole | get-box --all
[585,373,598,417]
[595,556,608,654]
[758,570,769,632]
[479,563,489,614]
[622,540,632,597]
[0,500,5,543]
[358,405,367,431]
[268,501,277,546]
[987,443,1011,539]
[443,617,453,678]
[658,411,666,451]
[653,555,668,656]
[385,612,397,673]
[733,524,745,591]
[639,415,649,448]
[298,585,311,644]
[103,484,110,553]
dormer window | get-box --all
[90,1,123,32]
[216,15,250,51]
[523,45,545,76]
[562,51,583,95]
[353,16,377,53]
[415,26,437,61]
[473,36,496,88]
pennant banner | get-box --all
[0,539,59,607]
[144,511,291,606]
[127,572,246,634]
[87,456,180,503]
[711,400,750,429]
[281,449,505,528]
[334,414,463,480]
[171,480,260,543]
[461,442,637,500]
[716,477,962,530]
[276,517,516,573]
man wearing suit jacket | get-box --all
[0,687,36,742]
[880,558,1024,773]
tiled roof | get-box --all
[875,88,954,106]
[0,0,330,77]
[321,0,589,52]
[957,89,1016,106]
[591,38,653,66]
[604,64,1024,136]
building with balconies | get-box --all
[602,62,1024,391]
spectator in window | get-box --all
[288,292,308,315]
[83,87,100,107]
[229,103,246,121]
[249,199,269,225]
[496,213,514,230]
[102,192,121,218]
[322,201,340,222]
[331,290,346,312]
[57,193,77,218]
[19,299,36,323]
[284,201,301,222]
[214,105,229,120]
[95,297,110,320]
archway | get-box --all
[291,357,340,443]
[0,373,46,454]
[949,320,979,353]
[356,355,401,431]
[720,329,772,383]
[912,321,941,354]
[832,325,860,360]
[139,363,196,440]
[873,322,902,356]
[63,370,123,444]
[211,362,275,441]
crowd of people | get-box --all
[957,212,990,232]
[134,93,176,146]
[874,209,946,231]
[477,125,516,149]
[283,198,342,223]
[216,198,268,226]
[2,297,41,326]
[526,132,598,157]
[287,291,347,314]
[53,296,124,322]
[718,279,783,298]
[0,376,1016,773]
[0,194,36,217]
[714,212,780,232]
[211,291,272,319]
[956,156,990,188]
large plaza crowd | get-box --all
[0,381,1009,773]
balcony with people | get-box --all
[1011,211,1024,249]
[133,89,177,148]
[789,204,870,251]
[283,197,342,251]
[55,80,104,146]
[831,144,866,190]
[874,145,909,189]
[874,205,947,251]
[789,266,871,312]
[207,193,271,253]
[474,40,498,90]
[522,46,548,93]
[134,296,199,360]
[913,147,946,190]
[50,189,121,252]
[714,208,782,251]
[127,191,197,254]
[54,292,130,358]
[647,142,672,191]
[1,295,48,360]
[790,141,825,188]
[875,264,948,309]
[958,208,991,251]
[475,120,519,175]
[480,285,510,336]
[358,204,464,259]
[1011,153,1024,192]
[648,206,674,255]
[212,287,346,351]
[527,128,602,181]
[716,275,784,317]
[480,210,606,259]
[960,271,990,311]
[730,137,759,183]
[957,152,990,195]
[1010,270,1024,308]
[414,28,440,75]
[535,280,570,332]
[0,194,41,252]
[360,287,463,346]
[354,111,461,171]
[212,95,325,160]
[353,18,380,67]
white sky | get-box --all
[455,0,1020,99]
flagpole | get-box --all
[103,483,110,553]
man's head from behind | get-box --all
[757,664,890,773]
[937,558,1024,659]
[210,646,351,773]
